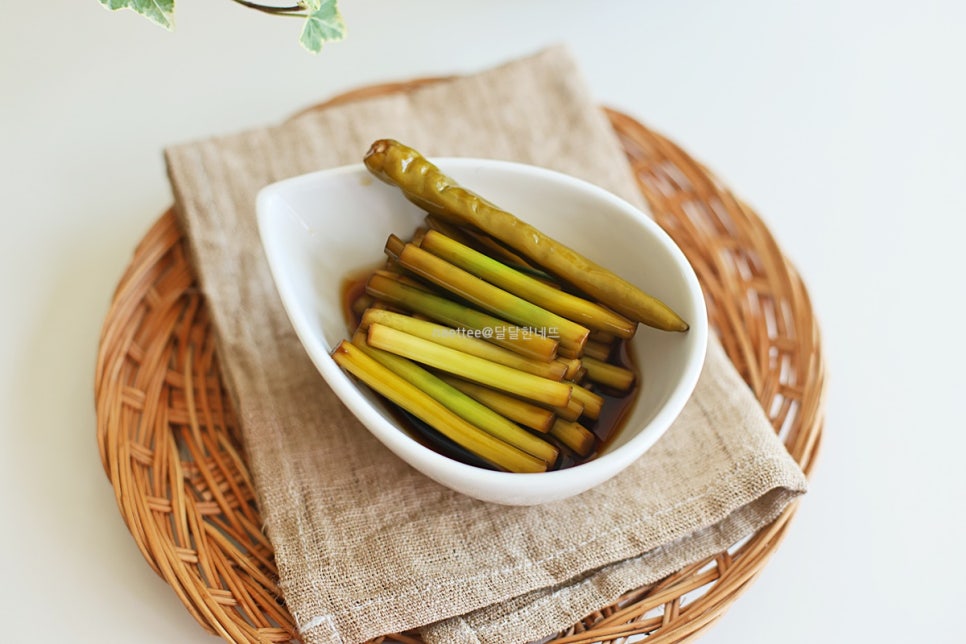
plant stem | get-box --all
[331,340,546,473]
[570,383,604,420]
[351,332,558,464]
[360,308,567,381]
[418,230,637,339]
[352,331,559,465]
[441,377,555,433]
[228,0,305,16]
[582,356,636,392]
[554,357,582,380]
[547,398,584,422]
[365,272,558,362]
[583,340,613,362]
[550,419,596,457]
[425,215,542,273]
[366,323,572,408]
[588,330,616,344]
[388,238,590,354]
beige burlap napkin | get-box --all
[165,46,807,644]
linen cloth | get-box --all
[165,46,808,644]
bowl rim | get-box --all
[256,157,708,487]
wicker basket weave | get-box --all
[95,80,825,644]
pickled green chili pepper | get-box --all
[363,139,689,332]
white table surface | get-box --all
[3,1,964,642]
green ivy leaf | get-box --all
[99,0,175,30]
[299,0,345,53]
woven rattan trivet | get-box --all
[95,80,825,644]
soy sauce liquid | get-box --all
[341,272,640,471]
[553,339,640,470]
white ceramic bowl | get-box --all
[256,159,708,505]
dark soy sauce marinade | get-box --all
[554,339,639,470]
[340,271,640,471]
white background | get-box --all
[2,1,964,642]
